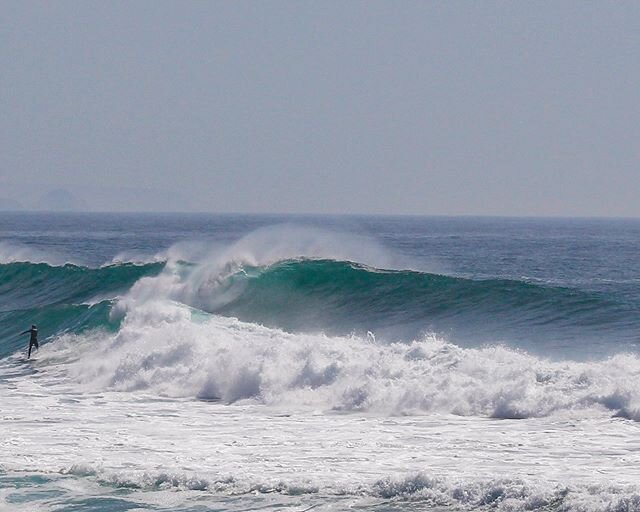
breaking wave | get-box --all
[36,300,640,420]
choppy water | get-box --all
[2,213,640,511]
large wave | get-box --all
[1,252,635,360]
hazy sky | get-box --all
[2,1,639,216]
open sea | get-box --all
[1,212,640,511]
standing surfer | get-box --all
[20,325,39,359]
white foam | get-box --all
[3,318,640,510]
[1,378,639,511]
[38,300,640,419]
[52,468,640,510]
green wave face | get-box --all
[0,261,164,357]
[210,259,633,344]
[0,261,164,311]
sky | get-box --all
[1,1,639,216]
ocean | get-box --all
[1,212,640,511]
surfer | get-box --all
[20,325,39,359]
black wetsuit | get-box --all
[21,328,38,358]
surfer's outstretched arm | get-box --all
[20,329,30,335]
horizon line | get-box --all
[0,209,639,221]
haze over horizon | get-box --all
[2,2,639,217]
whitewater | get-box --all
[2,213,640,511]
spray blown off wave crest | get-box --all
[42,301,640,419]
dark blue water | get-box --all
[1,212,639,359]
